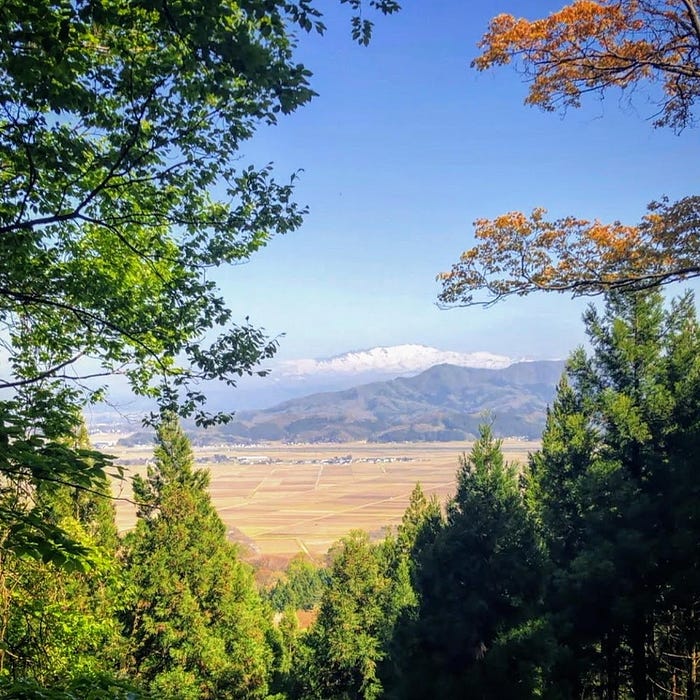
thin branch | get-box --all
[0,352,86,389]
[681,0,700,48]
[0,286,169,374]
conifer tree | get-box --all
[297,529,414,700]
[531,290,700,699]
[123,414,273,699]
[395,426,546,699]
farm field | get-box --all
[107,439,538,558]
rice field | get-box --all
[108,440,537,557]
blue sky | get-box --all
[217,0,698,363]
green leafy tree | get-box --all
[123,414,274,699]
[0,0,400,561]
[0,0,401,423]
[0,422,126,691]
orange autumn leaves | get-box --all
[473,0,700,129]
[438,197,700,306]
[438,1,700,307]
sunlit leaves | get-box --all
[0,0,399,561]
[438,196,700,306]
[473,0,700,129]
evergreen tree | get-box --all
[123,414,273,699]
[298,489,444,700]
[531,290,700,699]
[381,484,442,696]
[268,554,329,612]
[298,530,399,700]
[395,426,546,699]
[394,483,443,563]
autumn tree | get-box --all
[474,0,700,130]
[439,0,700,306]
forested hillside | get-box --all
[2,290,699,699]
[154,360,563,444]
[222,360,564,442]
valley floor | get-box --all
[109,440,537,558]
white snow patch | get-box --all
[277,344,520,378]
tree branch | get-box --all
[0,352,86,390]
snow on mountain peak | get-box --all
[277,344,517,378]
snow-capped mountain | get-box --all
[92,345,534,425]
[276,344,518,378]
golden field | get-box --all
[107,439,538,558]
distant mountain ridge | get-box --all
[181,359,566,444]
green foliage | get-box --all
[0,673,144,699]
[530,290,700,699]
[0,400,120,564]
[297,530,407,700]
[0,0,400,565]
[0,0,399,426]
[0,421,126,688]
[393,426,546,698]
[123,414,275,698]
[268,554,330,612]
[394,483,442,561]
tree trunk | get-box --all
[603,631,620,700]
[631,613,648,700]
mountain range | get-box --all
[199,344,531,411]
[173,359,567,444]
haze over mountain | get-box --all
[97,345,562,436]
[142,359,566,445]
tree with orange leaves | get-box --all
[475,0,700,130]
[439,0,700,306]
[439,196,700,306]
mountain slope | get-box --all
[204,360,566,443]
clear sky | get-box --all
[216,0,699,364]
